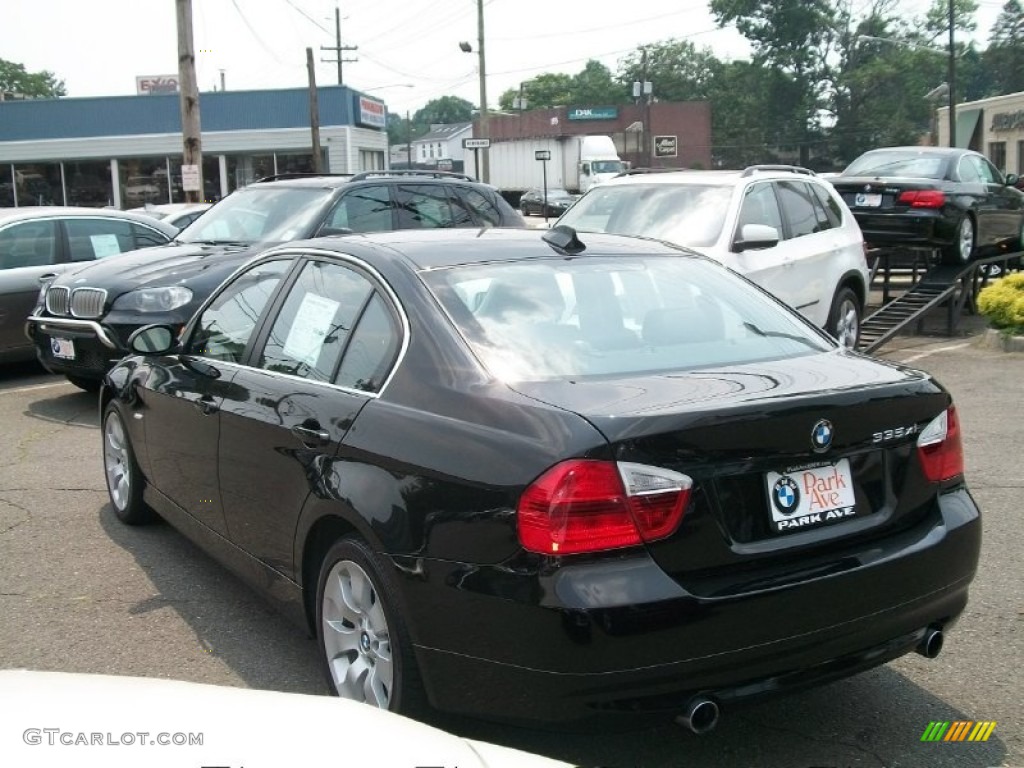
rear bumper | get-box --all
[397,487,980,722]
[852,210,955,249]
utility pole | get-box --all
[476,0,489,183]
[320,4,358,85]
[948,0,957,148]
[176,0,203,204]
[307,48,323,173]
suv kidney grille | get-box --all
[70,288,107,318]
[45,286,70,316]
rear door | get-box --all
[217,255,403,578]
[0,219,64,356]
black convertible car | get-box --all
[100,227,980,730]
[830,146,1024,264]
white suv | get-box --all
[556,165,869,348]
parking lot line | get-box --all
[0,381,73,396]
[894,342,973,365]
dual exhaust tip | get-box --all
[675,627,944,735]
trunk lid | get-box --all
[829,175,951,213]
[513,351,950,592]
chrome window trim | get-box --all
[185,245,411,400]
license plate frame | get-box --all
[854,192,882,208]
[50,337,75,360]
[765,459,858,534]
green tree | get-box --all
[0,58,65,98]
[498,72,574,111]
[617,39,722,102]
[409,95,475,139]
[710,0,838,163]
[984,0,1024,95]
[571,60,622,106]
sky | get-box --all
[3,0,1011,117]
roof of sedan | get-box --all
[0,206,179,230]
[293,227,693,270]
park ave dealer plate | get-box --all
[766,459,858,533]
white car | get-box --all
[556,166,870,348]
[129,202,212,231]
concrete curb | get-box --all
[976,327,1024,353]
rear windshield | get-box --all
[557,184,732,248]
[423,256,830,382]
[843,151,947,179]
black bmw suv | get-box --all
[27,171,523,390]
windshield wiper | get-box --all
[183,239,251,247]
[742,322,820,349]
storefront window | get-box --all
[989,142,1007,173]
[13,163,64,206]
[359,149,385,171]
[226,153,275,192]
[65,160,114,207]
[167,156,223,204]
[276,151,315,175]
[118,157,168,208]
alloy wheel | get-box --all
[321,559,394,708]
[834,296,860,350]
[103,411,132,512]
[958,217,974,263]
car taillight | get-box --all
[897,189,945,208]
[916,406,964,482]
[517,460,691,555]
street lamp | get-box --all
[459,0,488,182]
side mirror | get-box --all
[734,224,780,252]
[128,324,178,355]
[580,163,591,176]
[1005,172,1019,187]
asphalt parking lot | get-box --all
[0,321,1020,767]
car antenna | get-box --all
[542,225,586,255]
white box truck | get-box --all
[466,135,626,201]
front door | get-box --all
[0,220,63,357]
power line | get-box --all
[230,0,287,64]
[279,0,331,34]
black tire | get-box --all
[315,536,428,718]
[826,286,862,350]
[520,204,531,217]
[67,375,101,393]
[101,402,155,525]
[942,215,975,265]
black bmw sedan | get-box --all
[830,146,1024,264]
[100,227,980,730]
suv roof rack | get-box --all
[348,170,478,182]
[254,173,354,183]
[740,164,816,177]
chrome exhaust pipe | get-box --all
[916,627,944,659]
[676,696,720,734]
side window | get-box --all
[258,260,373,383]
[336,293,401,392]
[456,187,503,226]
[395,184,456,229]
[324,185,393,233]
[187,259,290,362]
[66,219,137,261]
[972,156,1002,184]
[736,183,784,239]
[810,182,843,228]
[776,181,819,238]
[957,157,981,183]
[0,220,59,270]
[446,186,477,227]
[131,223,172,248]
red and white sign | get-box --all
[358,96,387,129]
[136,75,180,95]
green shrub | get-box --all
[977,273,1024,332]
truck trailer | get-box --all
[466,135,626,203]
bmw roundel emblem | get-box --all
[49,338,61,355]
[772,476,801,515]
[811,419,834,453]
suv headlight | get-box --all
[112,287,194,312]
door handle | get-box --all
[39,273,58,283]
[291,425,330,447]
[195,395,219,415]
